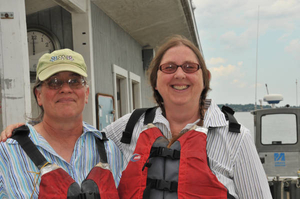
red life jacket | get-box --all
[38,162,119,199]
[11,125,119,199]
[118,124,230,199]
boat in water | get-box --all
[251,94,300,199]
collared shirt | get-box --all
[105,100,272,199]
[0,122,123,199]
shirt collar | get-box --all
[204,99,227,128]
[152,106,203,133]
[152,107,169,127]
[82,121,104,139]
[153,99,227,130]
[152,99,227,129]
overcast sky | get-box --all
[193,0,300,106]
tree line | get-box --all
[217,104,271,112]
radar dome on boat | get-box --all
[263,94,283,104]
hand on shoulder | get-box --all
[0,123,25,142]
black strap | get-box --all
[148,178,178,192]
[143,107,157,125]
[227,191,236,199]
[11,125,48,169]
[143,178,178,199]
[221,106,241,133]
[120,108,148,144]
[95,132,109,163]
[120,107,157,144]
[207,154,210,168]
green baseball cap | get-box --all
[36,49,88,81]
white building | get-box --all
[0,0,201,130]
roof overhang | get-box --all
[25,0,201,51]
[92,0,200,50]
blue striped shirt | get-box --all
[0,122,123,199]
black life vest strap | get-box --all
[120,108,148,144]
[120,107,157,144]
[96,132,109,163]
[227,191,235,199]
[221,106,241,133]
[143,107,157,125]
[11,125,48,169]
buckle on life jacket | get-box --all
[147,178,178,192]
[142,146,181,171]
[151,147,180,159]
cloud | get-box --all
[209,63,244,79]
[232,79,246,88]
[195,0,300,39]
[263,0,300,19]
[220,29,257,51]
[278,33,291,41]
[208,62,248,89]
[244,0,300,31]
[210,64,236,78]
[206,57,226,65]
[250,83,264,88]
[285,39,300,52]
[285,39,300,59]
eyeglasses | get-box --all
[43,76,86,90]
[159,63,201,74]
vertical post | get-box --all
[255,6,260,110]
[0,0,32,130]
[296,79,298,106]
[71,0,96,127]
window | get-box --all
[129,72,142,111]
[112,64,129,119]
[261,114,297,145]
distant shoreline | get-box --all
[217,104,271,112]
[217,104,299,112]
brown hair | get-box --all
[148,35,211,125]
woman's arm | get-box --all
[102,113,132,150]
[233,129,272,199]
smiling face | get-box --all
[35,71,89,121]
[156,44,204,109]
